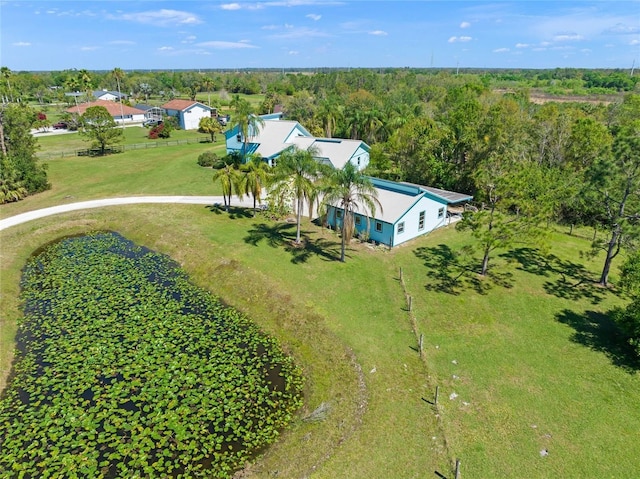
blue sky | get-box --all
[1,1,638,71]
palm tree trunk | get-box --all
[340,219,347,262]
[295,196,303,243]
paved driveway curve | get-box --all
[0,196,256,231]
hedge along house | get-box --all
[325,178,473,248]
[225,113,370,171]
[161,99,214,130]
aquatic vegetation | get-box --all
[0,232,303,478]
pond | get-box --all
[0,232,303,478]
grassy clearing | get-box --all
[1,152,639,477]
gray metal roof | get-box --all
[401,182,473,204]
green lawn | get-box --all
[1,148,639,478]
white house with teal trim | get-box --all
[225,113,370,171]
[326,178,472,248]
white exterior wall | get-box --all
[392,196,448,247]
[183,105,211,130]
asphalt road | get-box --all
[0,196,257,231]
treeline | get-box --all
[0,67,637,105]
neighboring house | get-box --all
[225,113,370,171]
[325,178,473,248]
[161,99,214,130]
[65,100,146,124]
[93,90,127,101]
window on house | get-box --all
[418,211,425,230]
[357,156,361,166]
[375,221,383,232]
[438,207,445,219]
[398,222,405,234]
[355,216,361,226]
[336,210,343,219]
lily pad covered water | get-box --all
[0,232,303,478]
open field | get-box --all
[1,144,639,478]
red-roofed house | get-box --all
[66,100,146,124]
[161,99,213,130]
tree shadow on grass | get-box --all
[556,309,640,373]
[501,247,607,304]
[205,204,253,219]
[244,222,340,264]
[413,244,511,295]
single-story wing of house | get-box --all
[134,104,164,123]
[225,113,370,171]
[161,99,214,130]
[325,177,473,248]
[65,100,146,124]
[93,90,127,101]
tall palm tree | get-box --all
[316,96,342,138]
[212,163,240,212]
[231,95,264,162]
[271,146,321,244]
[201,76,215,107]
[322,162,382,262]
[111,67,126,128]
[240,154,271,215]
[0,67,12,103]
[77,69,93,102]
[64,76,81,115]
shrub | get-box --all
[148,123,170,139]
[197,151,218,167]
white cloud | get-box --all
[460,21,471,29]
[109,40,135,45]
[606,23,640,35]
[515,43,529,48]
[448,36,472,43]
[269,27,329,39]
[493,48,509,53]
[182,35,197,44]
[553,33,584,42]
[220,3,242,10]
[630,39,640,46]
[369,30,387,36]
[306,14,321,21]
[289,50,299,55]
[262,25,278,30]
[158,46,174,51]
[196,41,258,49]
[12,42,31,47]
[113,9,202,26]
[80,46,99,51]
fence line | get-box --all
[37,137,211,160]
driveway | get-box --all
[0,196,257,231]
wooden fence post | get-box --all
[434,385,439,405]
[408,296,412,311]
[419,333,424,353]
[455,459,461,479]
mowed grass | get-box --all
[1,146,639,478]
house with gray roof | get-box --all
[325,178,472,248]
[225,113,369,171]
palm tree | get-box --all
[231,95,264,162]
[240,154,271,215]
[111,67,126,128]
[0,67,12,103]
[321,162,382,262]
[212,163,240,212]
[316,96,342,138]
[77,69,93,102]
[201,76,215,107]
[271,146,321,244]
[64,76,81,115]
